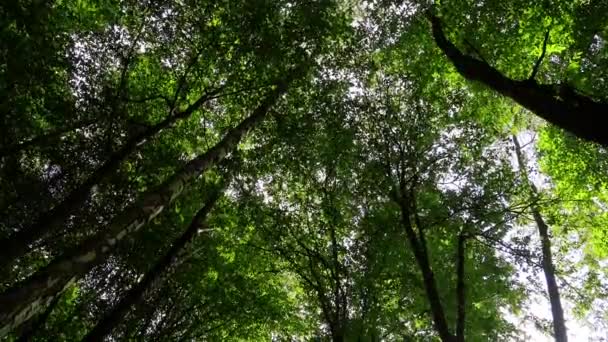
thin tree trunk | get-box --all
[429,14,608,148]
[82,183,224,341]
[396,194,455,342]
[512,135,568,342]
[0,70,298,337]
[325,179,345,342]
[534,210,568,342]
[0,88,223,269]
[455,234,466,342]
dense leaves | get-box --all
[1,0,607,341]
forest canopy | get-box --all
[1,0,608,341]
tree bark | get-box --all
[15,292,61,342]
[534,209,568,342]
[0,88,223,270]
[82,183,224,341]
[0,71,298,337]
[396,194,455,342]
[455,234,466,342]
[512,135,568,342]
[429,14,608,148]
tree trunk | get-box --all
[15,293,61,342]
[82,183,224,341]
[512,135,568,342]
[455,234,466,342]
[429,14,608,148]
[534,210,568,342]
[396,194,455,342]
[0,88,223,269]
[0,71,298,337]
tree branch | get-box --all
[529,29,551,81]
[427,12,608,147]
[465,39,489,65]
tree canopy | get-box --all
[1,0,608,341]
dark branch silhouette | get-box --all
[428,13,608,148]
[529,29,551,81]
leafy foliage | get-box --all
[1,0,607,341]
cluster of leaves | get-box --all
[1,0,608,341]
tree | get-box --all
[1,0,607,340]
[428,2,608,147]
[82,176,227,341]
[513,135,567,342]
[0,76,299,335]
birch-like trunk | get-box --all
[0,71,297,337]
[82,182,224,341]
[15,293,61,342]
[0,88,223,269]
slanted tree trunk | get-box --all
[0,69,300,337]
[395,192,455,342]
[512,135,568,342]
[455,233,466,342]
[82,182,224,341]
[429,14,608,148]
[14,293,61,342]
[0,87,224,269]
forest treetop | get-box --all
[0,0,607,341]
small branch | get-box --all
[207,83,273,101]
[0,118,98,157]
[123,94,172,107]
[519,133,537,149]
[475,234,542,268]
[178,85,227,117]
[172,48,205,108]
[116,16,149,101]
[464,39,489,65]
[529,29,551,81]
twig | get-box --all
[123,94,172,107]
[475,235,542,268]
[529,28,551,81]
[465,39,489,65]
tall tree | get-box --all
[513,135,568,342]
[428,10,608,147]
[0,72,300,335]
[2,0,608,340]
[0,84,227,269]
[83,177,227,341]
